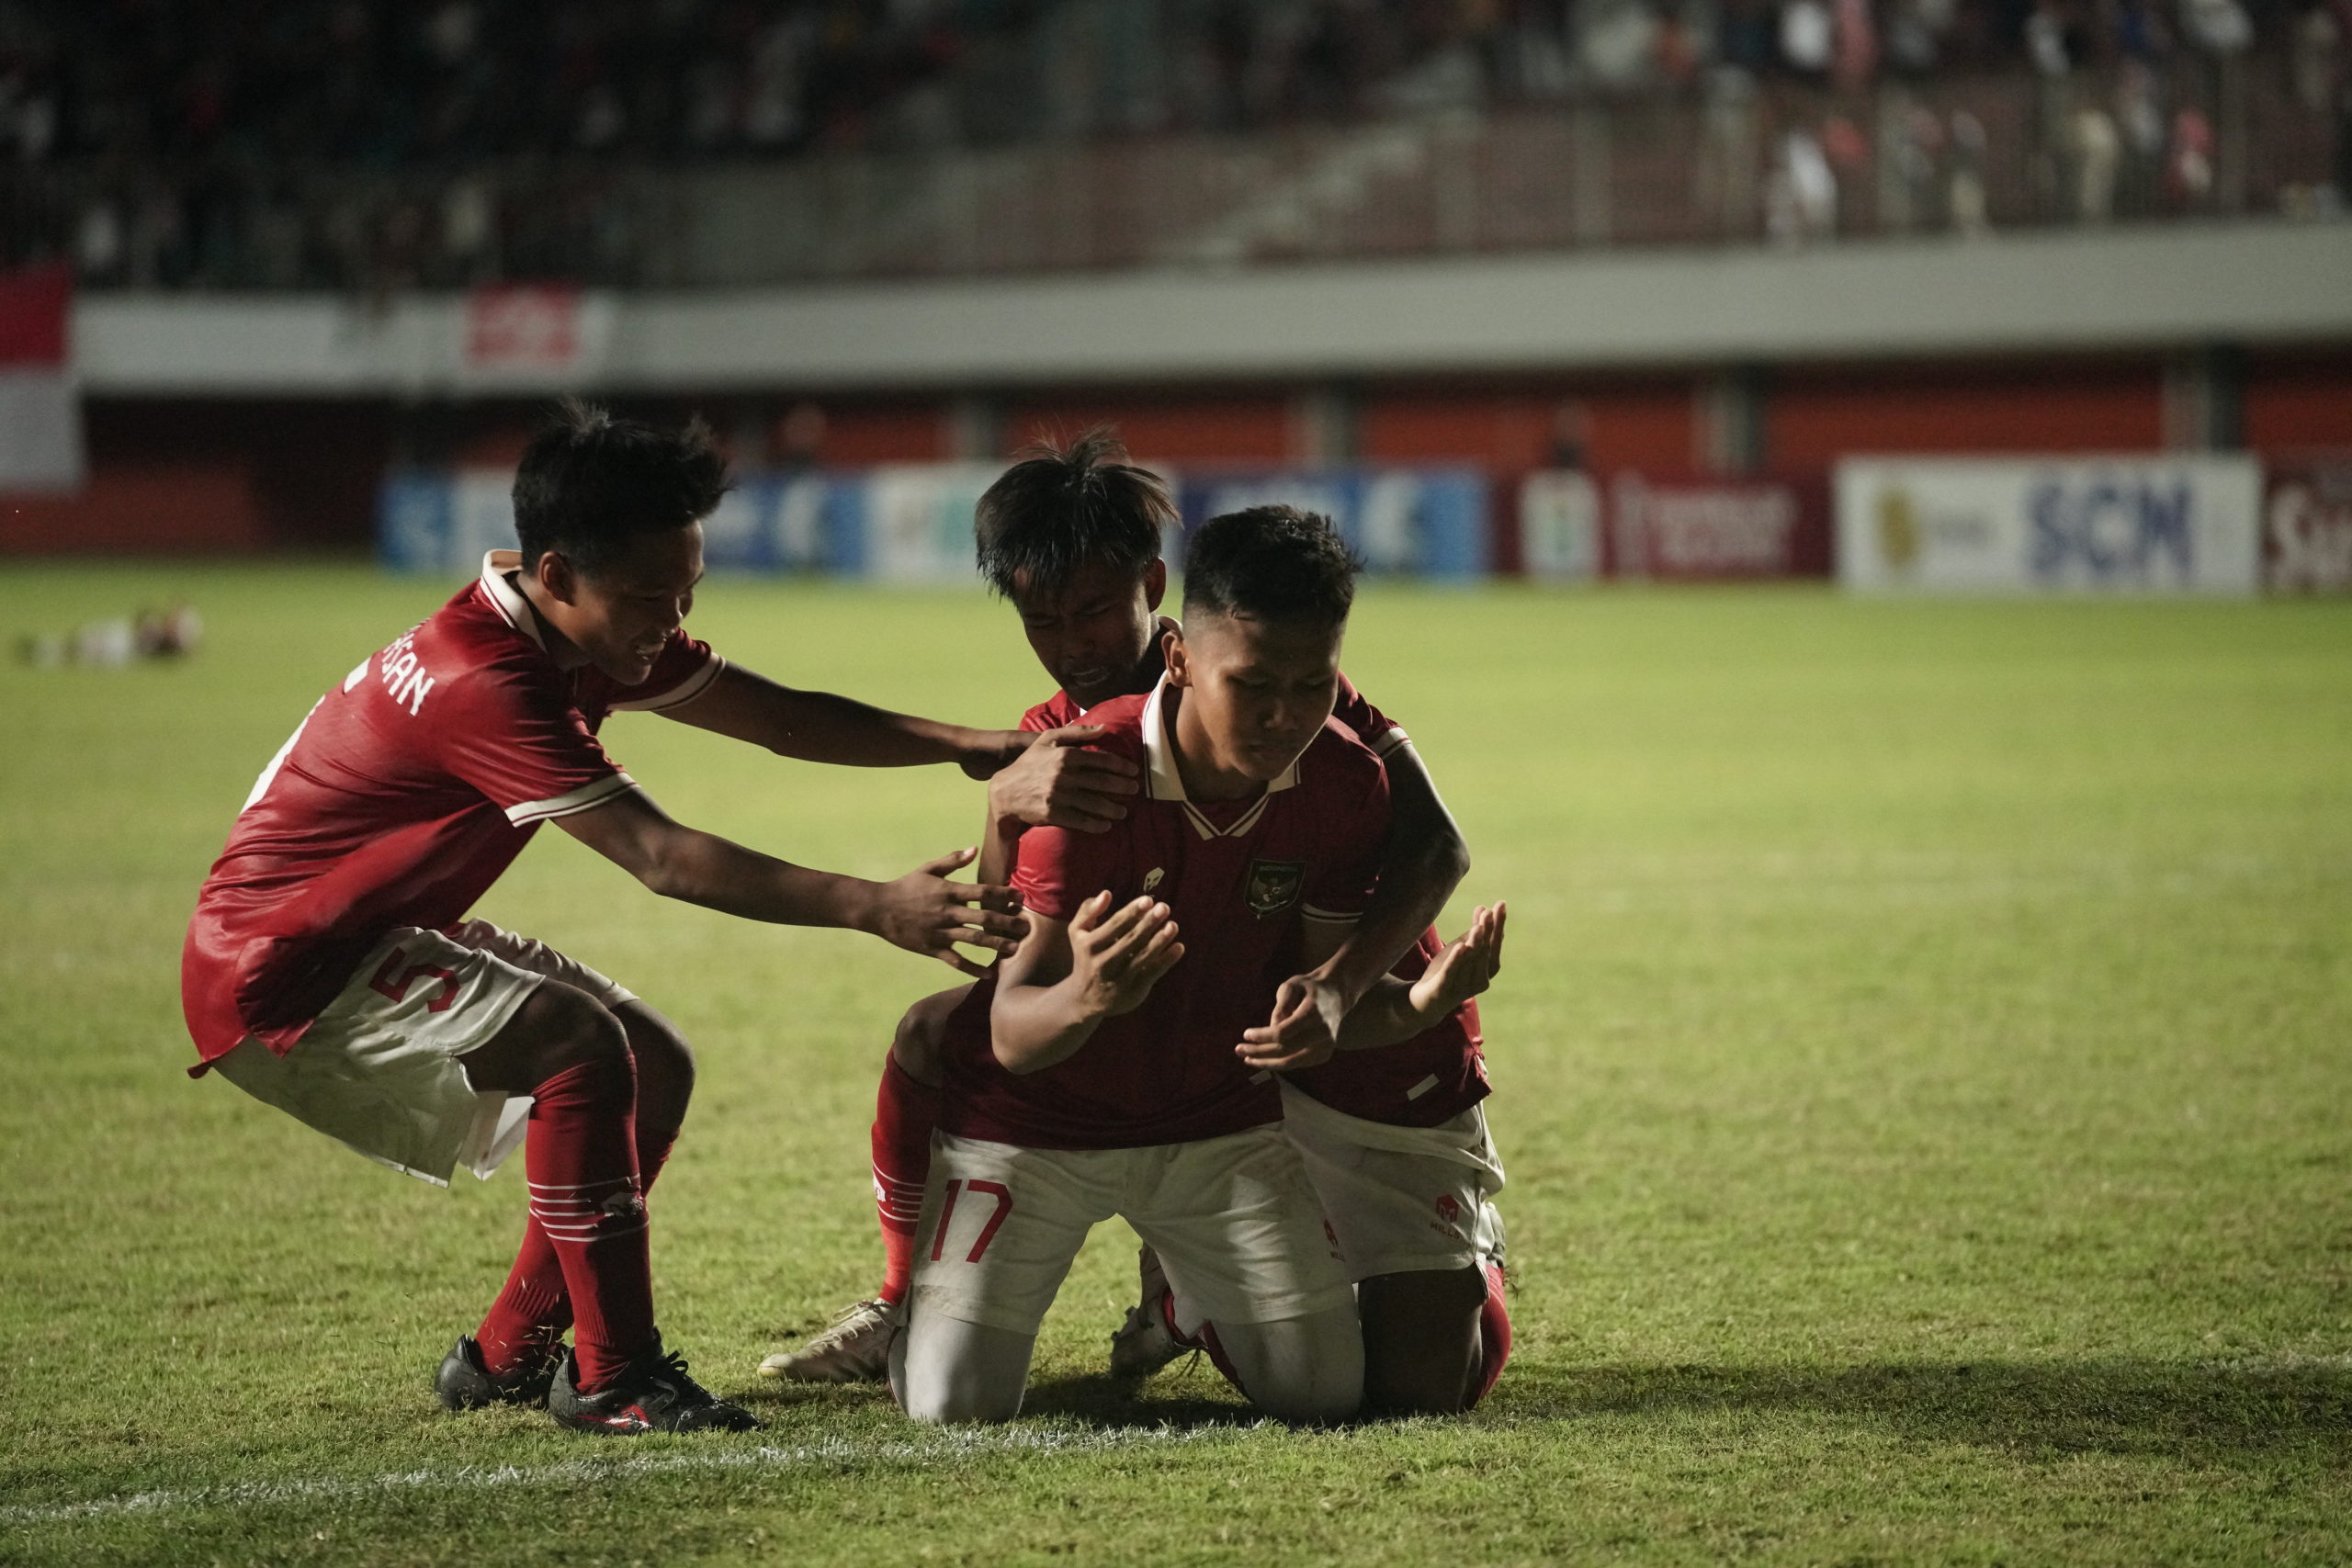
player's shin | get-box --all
[475,1116,679,1378]
[523,1055,657,1393]
[1468,1258,1511,1409]
[872,1055,942,1306]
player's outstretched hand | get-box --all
[1410,902,1507,1020]
[1234,973,1350,1073]
[872,847,1030,976]
[1068,889,1183,1018]
[988,726,1140,833]
[959,728,1041,782]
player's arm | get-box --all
[666,662,1033,780]
[975,724,1141,885]
[988,892,1182,1075]
[1250,742,1470,1066]
[1240,903,1507,1061]
[556,787,1025,976]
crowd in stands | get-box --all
[1,0,2345,286]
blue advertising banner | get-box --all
[1174,468,1490,579]
[381,463,1496,581]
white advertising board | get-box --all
[1837,456,2262,595]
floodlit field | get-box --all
[3,564,2347,1567]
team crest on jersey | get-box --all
[1245,858,1306,919]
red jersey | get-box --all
[181,552,721,1068]
[1022,660,1486,1129]
[942,680,1391,1151]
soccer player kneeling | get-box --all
[890,506,1501,1423]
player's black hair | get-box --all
[974,428,1173,598]
[1182,505,1361,626]
[512,399,730,577]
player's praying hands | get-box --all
[1068,891,1184,1019]
[987,724,1142,832]
[1408,902,1506,1022]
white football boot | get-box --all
[757,1297,899,1383]
[1108,1246,1189,1382]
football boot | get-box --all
[548,1337,763,1435]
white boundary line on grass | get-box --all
[4,1422,1256,1529]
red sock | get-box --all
[871,1055,941,1307]
[1469,1260,1512,1408]
[475,1116,679,1380]
[520,1055,655,1393]
[1165,1291,1251,1396]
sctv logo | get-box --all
[2027,475,2196,584]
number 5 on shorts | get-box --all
[929,1179,1014,1263]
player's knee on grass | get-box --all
[888,984,970,1089]
[1359,1266,1488,1416]
[613,999,694,1130]
[1212,1305,1364,1425]
[461,980,631,1097]
[889,1311,1033,1423]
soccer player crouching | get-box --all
[181,403,1031,1436]
[888,506,1502,1423]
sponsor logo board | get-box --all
[2263,462,2352,592]
[1837,456,2261,595]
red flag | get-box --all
[0,262,82,493]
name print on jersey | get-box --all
[376,626,437,716]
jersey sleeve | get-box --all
[1300,750,1392,925]
[587,630,725,716]
[437,660,639,826]
[1019,692,1079,733]
[1010,818,1124,925]
[1332,670,1411,761]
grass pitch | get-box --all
[2,565,2347,1567]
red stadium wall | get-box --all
[6,354,2346,556]
[1001,392,1294,463]
[2,399,390,554]
[1767,359,2169,466]
[2244,353,2352,456]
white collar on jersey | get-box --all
[477,550,546,650]
[1140,674,1299,840]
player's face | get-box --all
[1167,609,1342,787]
[556,523,706,686]
[1009,557,1167,709]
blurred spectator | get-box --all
[1948,107,1993,231]
[2168,102,2216,197]
[2073,102,2121,215]
[1781,0,1838,73]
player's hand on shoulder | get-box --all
[872,846,1030,976]
[1067,889,1182,1017]
[987,725,1140,834]
[1234,973,1349,1072]
[1411,902,1507,1019]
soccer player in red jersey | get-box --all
[181,403,1032,1436]
[888,504,1504,1422]
[763,435,1511,1415]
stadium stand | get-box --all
[0,1,2346,580]
[2,0,2346,288]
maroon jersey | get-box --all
[1287,680,1491,1129]
[1022,658,1486,1129]
[941,680,1391,1151]
[181,552,720,1068]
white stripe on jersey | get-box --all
[504,773,639,827]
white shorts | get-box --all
[1279,1082,1506,1282]
[910,1123,1355,1339]
[211,919,636,1188]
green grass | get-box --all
[2,566,2347,1566]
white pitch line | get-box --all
[4,1421,1257,1529]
